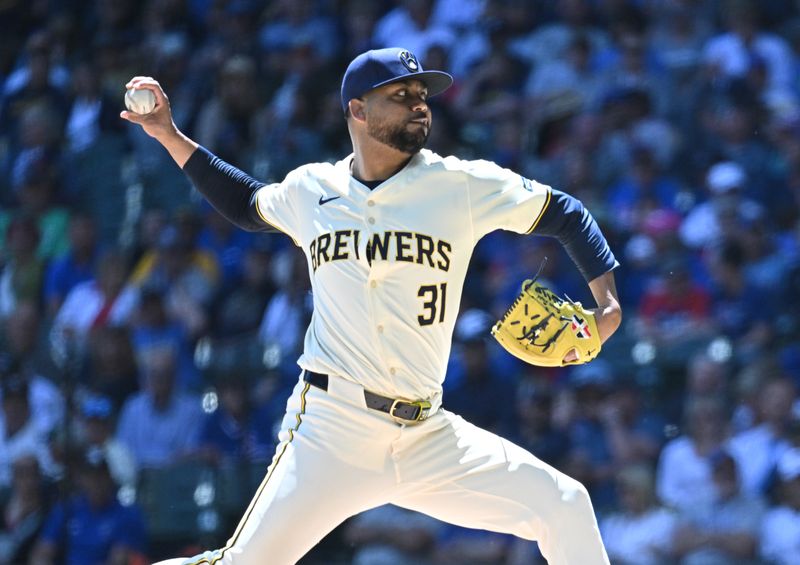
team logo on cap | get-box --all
[399,50,419,72]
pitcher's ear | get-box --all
[349,98,366,121]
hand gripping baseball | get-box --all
[120,77,199,168]
[119,77,178,140]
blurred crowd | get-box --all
[1,0,800,563]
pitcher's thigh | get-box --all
[392,412,608,565]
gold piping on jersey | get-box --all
[185,382,312,565]
[254,197,301,247]
[525,187,552,235]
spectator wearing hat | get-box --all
[78,395,137,489]
[680,161,764,250]
[760,447,800,564]
[671,450,765,564]
[30,447,147,565]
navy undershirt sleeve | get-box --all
[182,146,278,233]
[532,188,618,282]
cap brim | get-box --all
[370,70,453,98]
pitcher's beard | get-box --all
[367,119,429,154]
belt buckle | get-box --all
[389,398,432,424]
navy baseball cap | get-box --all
[341,47,453,114]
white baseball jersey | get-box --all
[253,149,551,401]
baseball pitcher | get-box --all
[123,47,621,565]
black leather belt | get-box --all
[303,370,432,423]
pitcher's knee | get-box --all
[560,475,591,507]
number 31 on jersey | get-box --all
[417,283,447,326]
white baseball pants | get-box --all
[156,373,609,565]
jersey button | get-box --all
[367,200,375,207]
[390,368,397,375]
[377,325,384,333]
[368,217,375,224]
[370,280,377,288]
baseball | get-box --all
[124,87,156,115]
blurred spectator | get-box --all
[562,360,617,512]
[606,146,681,234]
[64,60,124,154]
[344,505,441,565]
[680,161,764,250]
[51,249,138,350]
[0,359,62,443]
[116,345,203,469]
[511,0,608,70]
[671,450,765,564]
[194,55,264,169]
[43,212,99,317]
[195,374,276,465]
[600,380,666,468]
[209,241,275,339]
[0,376,54,488]
[636,256,713,346]
[509,377,570,469]
[77,395,138,489]
[196,204,255,290]
[657,396,728,513]
[0,215,44,319]
[30,447,147,565]
[760,447,800,565]
[4,102,63,198]
[0,454,51,564]
[706,239,772,358]
[444,309,515,435]
[432,526,511,564]
[686,352,727,398]
[728,377,796,497]
[524,33,601,112]
[130,217,220,338]
[130,288,198,391]
[84,326,140,412]
[1,301,63,415]
[600,463,676,565]
[0,31,68,153]
[0,159,69,260]
[453,50,526,126]
[372,0,455,60]
[702,0,794,102]
[258,249,312,371]
[259,0,339,61]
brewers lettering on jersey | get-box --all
[122,47,621,565]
